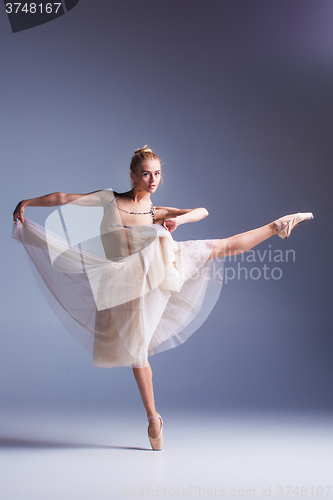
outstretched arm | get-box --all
[154,206,209,232]
[12,190,105,223]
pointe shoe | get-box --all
[147,413,163,451]
[275,212,314,239]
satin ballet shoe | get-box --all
[274,212,314,239]
[147,413,163,451]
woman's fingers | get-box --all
[13,214,23,223]
[13,202,25,223]
[163,219,178,233]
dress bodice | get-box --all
[99,195,157,261]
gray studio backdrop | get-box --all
[1,0,332,413]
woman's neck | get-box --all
[126,188,151,204]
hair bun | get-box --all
[134,145,152,154]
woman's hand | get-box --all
[163,218,178,233]
[13,200,26,223]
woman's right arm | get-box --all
[13,191,100,223]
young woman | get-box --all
[12,146,313,451]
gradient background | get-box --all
[1,0,332,414]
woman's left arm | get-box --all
[155,207,209,232]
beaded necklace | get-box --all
[112,196,155,224]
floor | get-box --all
[0,409,332,500]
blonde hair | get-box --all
[130,145,163,185]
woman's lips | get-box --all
[149,185,156,188]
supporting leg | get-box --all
[209,222,278,259]
[132,361,161,438]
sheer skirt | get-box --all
[12,213,224,368]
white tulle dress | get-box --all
[11,189,224,368]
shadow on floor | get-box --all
[0,436,152,451]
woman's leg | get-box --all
[209,222,278,259]
[132,361,161,438]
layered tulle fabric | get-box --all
[11,192,224,368]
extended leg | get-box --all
[132,361,161,438]
[209,222,278,259]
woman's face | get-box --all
[131,159,162,193]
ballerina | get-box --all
[12,145,313,451]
